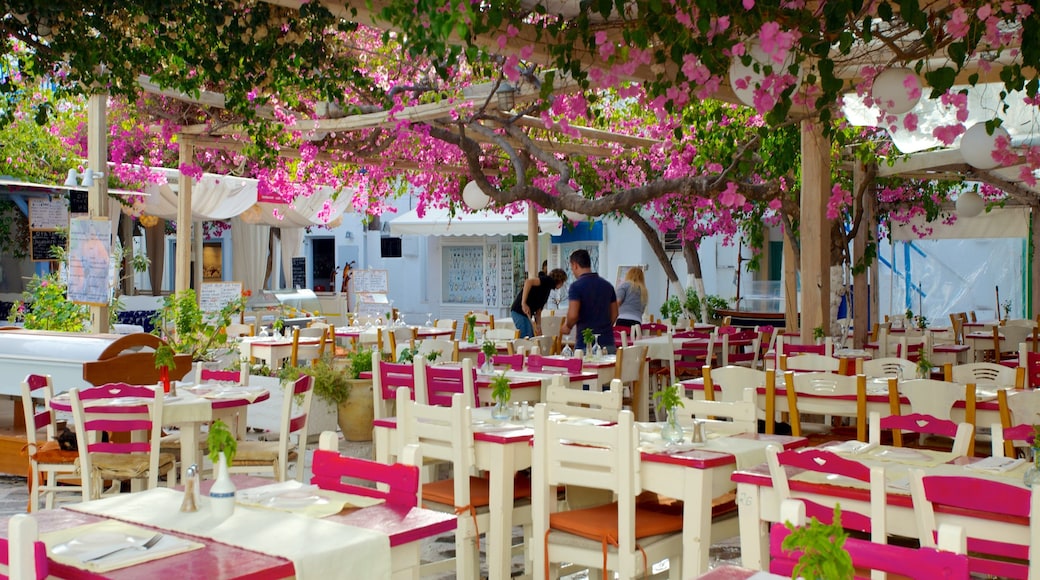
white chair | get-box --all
[398,388,532,579]
[782,371,868,439]
[229,374,314,482]
[290,326,327,367]
[225,322,254,338]
[779,352,842,373]
[532,404,684,579]
[69,384,175,500]
[995,388,1040,458]
[540,315,565,354]
[20,374,81,511]
[945,362,1022,389]
[868,409,974,457]
[859,356,917,379]
[387,326,417,360]
[415,338,458,362]
[6,513,47,580]
[545,376,623,421]
[893,378,977,456]
[614,344,650,421]
[432,318,458,340]
[675,387,757,435]
[484,327,520,349]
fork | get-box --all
[84,533,164,562]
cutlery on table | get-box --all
[83,533,164,562]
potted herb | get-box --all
[272,318,285,337]
[279,353,362,441]
[781,505,854,580]
[207,419,238,518]
[654,383,686,444]
[154,343,176,393]
[490,373,512,420]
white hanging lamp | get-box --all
[960,122,1009,170]
[461,180,490,210]
[870,67,922,115]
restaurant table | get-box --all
[376,407,805,579]
[964,330,1038,362]
[238,335,320,371]
[694,565,787,580]
[31,475,456,579]
[730,445,1033,570]
[474,368,598,404]
[334,325,454,340]
[51,386,270,484]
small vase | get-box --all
[491,400,512,420]
[467,327,476,344]
[210,451,236,519]
[159,366,171,394]
[1024,450,1040,488]
[660,409,685,445]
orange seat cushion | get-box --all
[549,501,683,546]
[422,473,532,507]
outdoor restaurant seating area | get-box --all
[0,308,1035,579]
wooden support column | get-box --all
[783,228,798,333]
[87,93,110,333]
[852,162,875,348]
[175,138,194,293]
[799,120,831,342]
[1031,207,1040,317]
[527,204,538,276]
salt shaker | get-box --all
[521,401,530,421]
[512,401,521,421]
[690,420,705,444]
[180,463,200,512]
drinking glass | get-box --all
[425,312,434,326]
[591,334,602,358]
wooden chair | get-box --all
[859,356,916,378]
[82,333,193,387]
[995,324,1034,365]
[229,374,314,482]
[766,446,887,543]
[675,387,757,435]
[387,326,417,361]
[910,468,1038,579]
[719,329,761,368]
[531,404,684,579]
[372,357,421,420]
[484,327,519,350]
[399,389,532,579]
[995,388,1040,458]
[991,422,1036,459]
[488,352,524,370]
[527,354,583,374]
[944,361,1022,389]
[289,326,328,367]
[423,358,478,407]
[868,408,974,457]
[539,315,565,354]
[782,371,868,440]
[2,514,48,580]
[890,378,978,456]
[310,431,419,509]
[771,499,968,580]
[20,374,80,511]
[544,376,623,421]
[950,312,967,344]
[195,361,249,386]
[614,344,650,422]
[702,365,768,402]
[415,338,459,362]
[510,337,537,356]
[69,384,175,500]
[779,352,843,373]
[461,311,494,340]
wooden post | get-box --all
[1031,207,1040,317]
[799,120,831,342]
[176,138,194,293]
[527,204,538,277]
[87,93,110,334]
[783,228,798,333]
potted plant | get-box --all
[154,343,176,393]
[338,350,376,441]
[465,314,477,343]
[490,372,512,420]
[481,340,497,371]
[915,353,933,379]
[151,288,247,362]
[654,383,685,444]
[780,505,854,580]
[581,327,595,353]
[207,419,238,518]
[812,326,826,344]
[660,296,682,328]
[279,353,359,440]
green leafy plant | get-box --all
[398,346,440,364]
[273,318,285,334]
[345,348,375,380]
[916,354,933,379]
[278,354,353,406]
[481,340,497,360]
[681,290,729,323]
[465,314,477,343]
[490,372,511,406]
[581,328,595,348]
[154,343,176,370]
[654,383,685,414]
[11,270,90,332]
[812,326,825,341]
[660,296,683,326]
[1002,300,1013,321]
[781,505,854,580]
[207,419,237,466]
[151,289,247,361]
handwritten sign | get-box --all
[351,269,388,294]
[67,218,111,305]
[291,257,306,289]
[200,281,243,312]
[31,230,67,262]
[29,198,69,229]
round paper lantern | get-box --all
[870,68,922,115]
[562,210,587,223]
[955,190,985,218]
[960,122,1009,170]
[461,180,490,210]
[728,42,800,109]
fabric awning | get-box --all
[389,206,563,236]
[890,207,1030,240]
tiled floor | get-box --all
[7,434,742,578]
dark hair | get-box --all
[548,268,568,286]
[569,249,591,268]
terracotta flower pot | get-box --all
[336,378,374,442]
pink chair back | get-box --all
[639,322,667,336]
[881,412,962,439]
[783,342,826,356]
[527,354,582,374]
[23,374,55,438]
[673,329,710,339]
[491,353,524,370]
[311,444,418,508]
[74,383,160,456]
[723,330,760,366]
[377,361,416,402]
[199,368,241,383]
[911,473,1031,578]
[768,448,879,535]
[425,360,479,407]
[1025,350,1040,388]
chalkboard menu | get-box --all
[69,190,88,214]
[291,257,306,289]
[31,230,67,262]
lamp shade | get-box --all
[955,190,985,218]
[961,122,1009,170]
[64,168,79,186]
[870,67,922,115]
[462,181,490,210]
[728,42,800,109]
[562,210,587,223]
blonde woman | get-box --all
[615,267,648,327]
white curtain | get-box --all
[279,228,305,290]
[231,217,270,295]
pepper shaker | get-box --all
[521,401,530,421]
[180,463,200,512]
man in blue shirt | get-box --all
[561,249,618,354]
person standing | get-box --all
[510,268,568,338]
[615,267,648,327]
[561,249,618,353]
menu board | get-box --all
[200,281,243,312]
[31,230,67,262]
[291,257,306,289]
[351,269,388,294]
[29,198,69,229]
[67,218,111,305]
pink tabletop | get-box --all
[640,432,806,469]
[50,388,269,413]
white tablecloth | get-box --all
[69,487,391,579]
